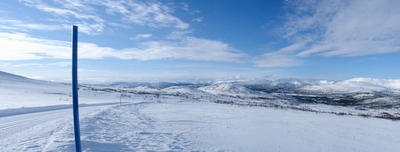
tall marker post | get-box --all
[72,25,82,152]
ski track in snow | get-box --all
[0,105,115,151]
[78,102,195,152]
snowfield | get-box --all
[1,71,400,151]
[2,101,400,151]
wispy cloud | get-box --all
[0,32,247,62]
[14,0,189,35]
[192,17,203,22]
[182,3,189,11]
[0,19,63,31]
[166,30,193,40]
[257,0,400,67]
[99,0,189,29]
[18,0,105,35]
[130,34,152,40]
[127,37,248,62]
[0,32,70,60]
[279,0,400,57]
[0,62,71,67]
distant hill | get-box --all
[0,71,32,82]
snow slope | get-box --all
[0,71,122,110]
[0,71,72,109]
[1,101,400,151]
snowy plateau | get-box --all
[1,71,400,151]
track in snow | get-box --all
[0,104,115,151]
[0,102,196,151]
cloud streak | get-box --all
[100,0,189,29]
[0,62,71,67]
[0,32,247,62]
[18,0,105,35]
[280,0,400,57]
[13,0,189,35]
[192,17,203,22]
[131,34,152,40]
[1,1,245,63]
[0,19,63,31]
[256,0,400,67]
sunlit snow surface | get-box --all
[1,71,400,151]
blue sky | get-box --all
[1,0,400,83]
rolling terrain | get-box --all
[1,71,400,151]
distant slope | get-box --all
[0,71,33,83]
[0,71,60,86]
[0,71,72,109]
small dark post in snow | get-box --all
[72,25,82,152]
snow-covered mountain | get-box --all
[198,83,261,95]
[98,81,210,89]
[226,78,334,93]
[96,77,400,94]
[301,78,400,92]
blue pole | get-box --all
[72,25,82,152]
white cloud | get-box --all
[182,3,189,11]
[99,0,189,29]
[280,0,400,57]
[192,17,203,22]
[0,19,63,31]
[0,32,247,62]
[166,30,192,40]
[0,32,70,60]
[123,37,248,62]
[18,0,105,35]
[131,34,152,40]
[14,0,189,35]
[0,62,71,67]
[257,0,400,68]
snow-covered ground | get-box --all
[1,71,400,151]
[2,100,400,151]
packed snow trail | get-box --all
[76,102,196,151]
[1,101,400,151]
[0,108,72,138]
[0,104,114,151]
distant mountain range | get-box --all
[2,70,400,109]
[1,70,400,120]
[98,77,400,93]
[92,75,400,109]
